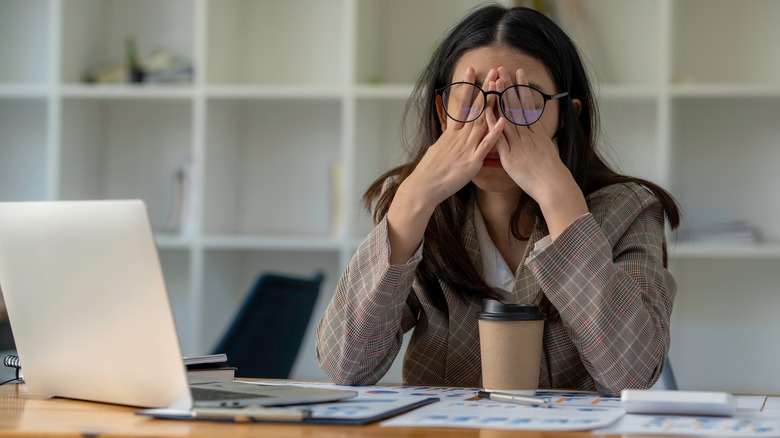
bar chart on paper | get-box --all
[379,389,624,430]
[381,398,624,431]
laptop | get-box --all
[0,200,356,410]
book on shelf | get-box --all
[162,157,195,236]
[329,161,343,238]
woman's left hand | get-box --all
[485,67,589,240]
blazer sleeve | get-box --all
[525,184,676,395]
[315,216,423,385]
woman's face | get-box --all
[439,45,562,195]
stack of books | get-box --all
[184,353,236,380]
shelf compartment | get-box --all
[0,99,49,201]
[158,248,193,355]
[0,0,51,84]
[59,98,194,232]
[669,258,780,393]
[554,0,661,87]
[597,97,661,184]
[206,0,346,86]
[355,0,660,87]
[670,98,780,243]
[60,0,194,85]
[673,0,780,85]
[352,98,410,239]
[355,0,490,86]
[204,98,342,237]
[200,248,340,381]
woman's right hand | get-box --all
[404,67,506,205]
[385,67,505,265]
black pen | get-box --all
[477,390,554,408]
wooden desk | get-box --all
[0,383,608,438]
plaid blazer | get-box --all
[316,182,675,395]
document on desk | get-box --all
[381,390,625,431]
[593,396,780,437]
[247,383,626,430]
[764,397,780,415]
[245,382,780,434]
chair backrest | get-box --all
[655,356,678,390]
[212,271,325,379]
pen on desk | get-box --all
[477,390,554,408]
[193,406,311,422]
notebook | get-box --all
[0,200,356,409]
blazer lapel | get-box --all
[440,198,484,385]
[512,220,547,305]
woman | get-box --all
[316,4,680,395]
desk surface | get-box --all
[0,383,621,438]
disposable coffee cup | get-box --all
[477,299,545,395]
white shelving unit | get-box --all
[1,0,778,388]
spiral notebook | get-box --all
[0,200,356,410]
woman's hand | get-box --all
[404,67,506,206]
[385,67,506,264]
[486,66,588,240]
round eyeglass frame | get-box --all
[435,82,570,126]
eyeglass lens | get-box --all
[442,83,546,126]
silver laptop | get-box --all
[0,200,355,409]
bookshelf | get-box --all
[1,0,779,390]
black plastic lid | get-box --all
[476,299,546,321]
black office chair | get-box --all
[212,271,325,379]
[658,356,678,390]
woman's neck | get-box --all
[475,189,530,272]
[476,190,518,236]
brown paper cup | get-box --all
[477,299,545,395]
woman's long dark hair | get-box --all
[363,5,680,309]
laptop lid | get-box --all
[0,200,192,409]
[0,200,355,409]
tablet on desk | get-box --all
[621,389,737,417]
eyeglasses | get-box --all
[435,82,569,126]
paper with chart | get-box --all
[594,396,780,437]
[381,389,624,430]
[763,397,780,415]
[593,414,780,437]
[246,382,623,430]
[248,381,780,434]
